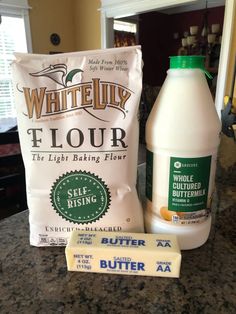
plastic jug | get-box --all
[145,55,221,250]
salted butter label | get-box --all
[65,231,181,277]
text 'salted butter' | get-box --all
[65,231,182,277]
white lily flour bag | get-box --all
[12,46,144,246]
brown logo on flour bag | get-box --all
[23,79,131,119]
[12,46,144,246]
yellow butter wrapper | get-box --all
[65,231,181,277]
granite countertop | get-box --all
[0,164,236,314]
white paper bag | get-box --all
[12,46,144,246]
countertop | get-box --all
[0,163,236,314]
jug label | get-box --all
[168,156,211,212]
[145,151,214,225]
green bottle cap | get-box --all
[169,55,212,78]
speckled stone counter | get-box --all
[0,163,236,314]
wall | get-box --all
[225,6,236,97]
[74,0,101,51]
[139,6,225,86]
[28,0,101,54]
[28,0,76,53]
[170,6,225,55]
[139,12,172,86]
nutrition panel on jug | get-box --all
[145,56,221,250]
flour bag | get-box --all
[12,46,144,246]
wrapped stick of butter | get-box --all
[65,231,181,277]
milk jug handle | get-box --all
[203,69,213,79]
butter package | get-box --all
[11,46,144,246]
[65,231,181,277]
